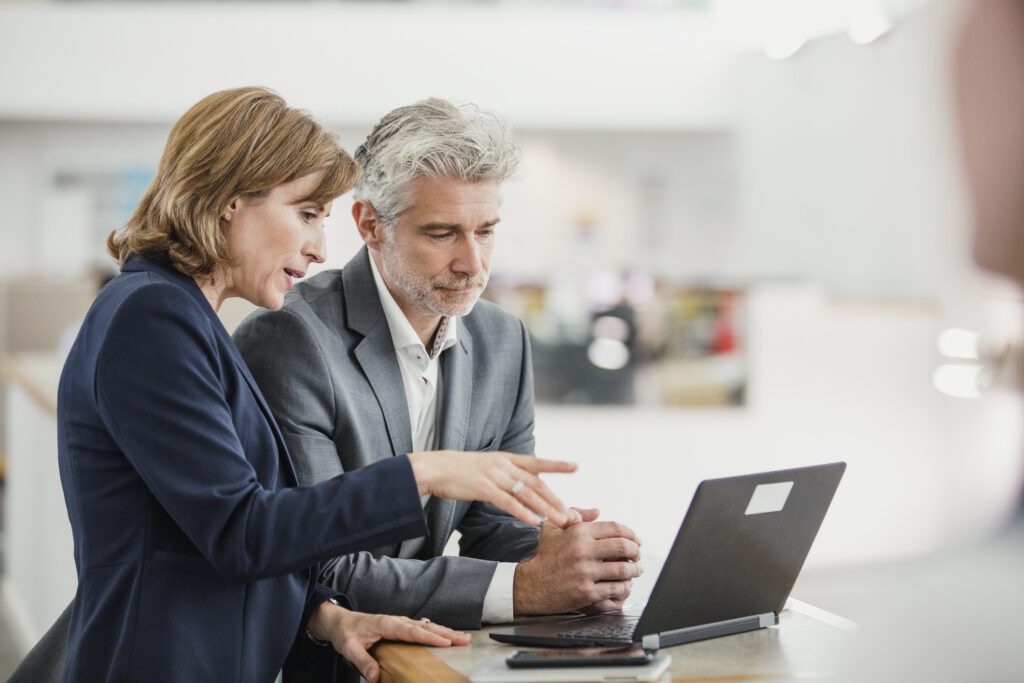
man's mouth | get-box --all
[434,281,481,292]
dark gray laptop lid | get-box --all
[634,462,846,640]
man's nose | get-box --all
[452,238,482,276]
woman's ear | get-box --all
[221,197,241,225]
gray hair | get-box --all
[353,98,521,227]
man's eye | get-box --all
[301,211,318,223]
[428,232,453,240]
[478,230,495,239]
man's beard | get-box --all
[380,243,489,318]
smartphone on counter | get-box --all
[506,646,655,668]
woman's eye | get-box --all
[301,211,317,223]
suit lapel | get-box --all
[222,332,299,485]
[343,248,413,457]
[438,326,473,453]
[427,324,475,554]
[353,329,413,456]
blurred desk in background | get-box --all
[376,600,855,683]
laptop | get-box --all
[490,462,845,650]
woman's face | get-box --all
[221,172,331,310]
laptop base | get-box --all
[641,612,778,649]
[489,612,778,650]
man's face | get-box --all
[955,0,1024,285]
[376,176,499,319]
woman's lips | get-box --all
[283,268,305,291]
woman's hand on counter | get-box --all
[307,601,470,683]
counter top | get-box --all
[377,600,855,683]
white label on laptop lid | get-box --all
[745,481,794,515]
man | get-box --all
[233,99,642,651]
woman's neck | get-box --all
[195,274,231,312]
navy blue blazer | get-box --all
[56,253,428,682]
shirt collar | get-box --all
[368,252,458,358]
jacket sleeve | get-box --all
[458,319,541,562]
[318,551,498,630]
[94,283,427,582]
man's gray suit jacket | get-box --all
[233,247,541,631]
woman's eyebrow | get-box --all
[289,198,328,212]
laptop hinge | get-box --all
[641,612,777,651]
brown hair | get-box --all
[107,87,359,279]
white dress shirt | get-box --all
[368,256,517,623]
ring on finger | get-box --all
[420,617,431,624]
[510,479,525,495]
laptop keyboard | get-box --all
[560,622,637,640]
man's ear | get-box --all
[353,200,386,249]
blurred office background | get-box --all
[1,0,1021,675]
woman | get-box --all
[56,86,573,683]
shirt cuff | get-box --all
[481,562,518,624]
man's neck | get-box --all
[399,302,443,350]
